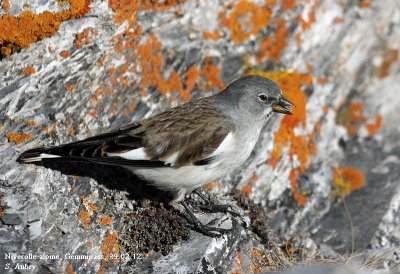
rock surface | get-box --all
[1,0,399,273]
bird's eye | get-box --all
[258,94,269,102]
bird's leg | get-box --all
[193,189,240,217]
[180,200,231,237]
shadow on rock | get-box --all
[39,160,174,202]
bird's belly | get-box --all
[129,131,260,200]
[131,165,228,195]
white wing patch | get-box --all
[163,152,178,166]
[22,153,61,163]
[106,132,235,168]
[107,148,149,160]
[206,132,234,169]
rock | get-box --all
[1,213,25,226]
[1,0,399,273]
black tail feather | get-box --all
[17,147,48,163]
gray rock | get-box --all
[1,213,25,226]
[1,0,399,273]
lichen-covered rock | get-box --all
[1,0,399,273]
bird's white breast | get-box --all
[128,129,262,201]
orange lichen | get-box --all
[2,0,11,12]
[378,49,399,78]
[79,210,92,230]
[74,28,96,49]
[142,0,185,12]
[137,34,193,100]
[249,247,267,273]
[257,18,289,62]
[0,0,92,57]
[87,240,93,248]
[57,0,68,7]
[241,175,259,195]
[241,185,252,195]
[60,50,70,58]
[81,196,99,212]
[184,65,199,95]
[102,0,196,120]
[200,57,224,90]
[23,120,57,135]
[366,114,382,136]
[99,215,113,226]
[203,30,222,40]
[68,127,75,137]
[21,66,36,76]
[42,122,57,135]
[294,0,318,47]
[101,231,119,262]
[294,32,302,45]
[317,76,329,84]
[97,265,106,274]
[298,0,317,31]
[251,71,313,205]
[123,101,137,116]
[65,84,75,92]
[289,170,307,206]
[65,263,75,274]
[234,251,243,269]
[202,180,222,191]
[137,34,164,89]
[332,166,365,197]
[5,133,32,144]
[282,0,296,10]
[334,17,344,24]
[220,0,272,43]
[336,102,382,137]
[108,0,139,25]
[359,0,370,8]
[109,0,184,27]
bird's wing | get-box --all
[18,98,235,168]
[106,98,235,167]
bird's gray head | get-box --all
[217,75,294,122]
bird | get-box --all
[17,75,294,236]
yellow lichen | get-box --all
[2,0,11,12]
[332,167,365,197]
[336,102,383,137]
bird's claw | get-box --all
[197,203,240,217]
[186,221,231,237]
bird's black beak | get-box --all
[272,96,295,115]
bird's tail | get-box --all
[16,123,141,165]
[17,147,62,163]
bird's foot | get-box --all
[197,203,240,217]
[186,220,231,237]
[193,189,241,217]
[180,200,232,237]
